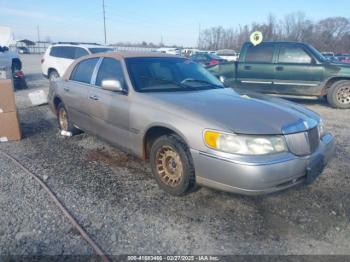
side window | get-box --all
[278,46,312,64]
[95,58,125,87]
[75,48,89,59]
[70,58,99,84]
[245,44,274,63]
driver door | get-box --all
[87,57,131,150]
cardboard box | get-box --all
[0,79,16,113]
[0,111,21,141]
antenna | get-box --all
[102,0,107,44]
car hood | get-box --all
[143,88,320,135]
[325,61,350,75]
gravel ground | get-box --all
[0,55,349,257]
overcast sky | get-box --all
[0,0,349,47]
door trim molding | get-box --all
[273,82,319,87]
[241,80,273,84]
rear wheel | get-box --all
[150,134,197,196]
[49,70,59,81]
[57,103,79,134]
[327,80,350,109]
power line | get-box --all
[102,0,107,44]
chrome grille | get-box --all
[308,126,320,153]
[285,126,320,156]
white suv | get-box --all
[41,43,114,81]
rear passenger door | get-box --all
[63,57,100,132]
[237,43,276,93]
[88,57,131,150]
[273,44,324,95]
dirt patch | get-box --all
[85,147,151,177]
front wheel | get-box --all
[327,80,350,109]
[150,134,197,196]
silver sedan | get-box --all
[48,52,335,196]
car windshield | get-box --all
[307,44,327,62]
[88,48,114,54]
[125,57,224,92]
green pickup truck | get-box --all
[208,41,350,108]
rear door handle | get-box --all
[244,65,252,70]
[89,95,99,101]
[276,66,284,71]
[63,87,70,92]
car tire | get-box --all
[327,80,350,109]
[57,102,79,135]
[150,134,197,196]
[49,70,60,81]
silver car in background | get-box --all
[48,52,335,196]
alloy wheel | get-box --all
[336,86,350,104]
[156,145,183,187]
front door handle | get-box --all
[244,65,252,70]
[63,87,70,92]
[89,95,99,101]
[276,66,284,71]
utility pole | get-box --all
[102,0,107,44]
[37,25,41,43]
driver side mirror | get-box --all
[101,79,124,92]
[219,76,226,83]
[218,75,230,87]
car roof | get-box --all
[63,51,185,80]
[50,43,112,49]
[244,41,309,45]
[84,51,181,59]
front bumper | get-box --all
[191,133,335,195]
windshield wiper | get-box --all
[140,76,195,89]
[181,79,224,89]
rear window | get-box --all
[70,58,99,84]
[49,46,88,59]
[245,44,274,63]
[88,48,114,54]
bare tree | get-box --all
[198,12,350,53]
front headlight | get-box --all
[204,130,287,155]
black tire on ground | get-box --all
[150,134,197,196]
[57,102,80,135]
[49,70,60,81]
[327,80,350,109]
